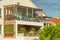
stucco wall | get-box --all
[16,20,44,26]
[0,0,38,8]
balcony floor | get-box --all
[16,20,44,26]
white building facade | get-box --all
[0,0,50,40]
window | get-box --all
[0,9,1,17]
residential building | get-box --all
[0,0,50,40]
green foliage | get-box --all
[20,27,26,33]
[31,28,36,33]
[39,23,60,40]
[33,38,39,40]
[16,16,20,20]
[4,25,13,32]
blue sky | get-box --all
[32,0,60,17]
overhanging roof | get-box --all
[18,0,38,8]
[2,0,39,9]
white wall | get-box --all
[0,0,38,8]
[16,20,44,26]
[0,7,4,25]
[38,11,46,16]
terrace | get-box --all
[4,4,49,22]
[4,24,41,37]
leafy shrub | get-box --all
[39,23,60,40]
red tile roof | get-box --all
[49,18,60,23]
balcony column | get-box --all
[6,8,9,15]
[6,9,7,15]
[26,8,28,17]
[7,9,9,15]
[9,10,11,15]
[15,5,17,16]
[14,23,18,38]
[32,9,34,18]
[10,9,12,15]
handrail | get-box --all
[24,33,39,36]
[16,16,49,22]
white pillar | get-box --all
[16,24,18,38]
[6,9,7,15]
[9,10,11,15]
[1,25,3,40]
[41,23,44,29]
[1,7,4,39]
[32,9,33,18]
[14,23,18,38]
[15,6,17,16]
[26,8,28,17]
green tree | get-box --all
[39,23,60,40]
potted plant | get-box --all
[29,28,36,36]
[19,27,26,36]
[20,27,26,33]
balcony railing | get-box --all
[16,16,41,22]
[16,15,49,22]
[24,33,39,36]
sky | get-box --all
[32,0,60,17]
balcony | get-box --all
[16,15,49,23]
[16,16,40,22]
[4,4,49,23]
